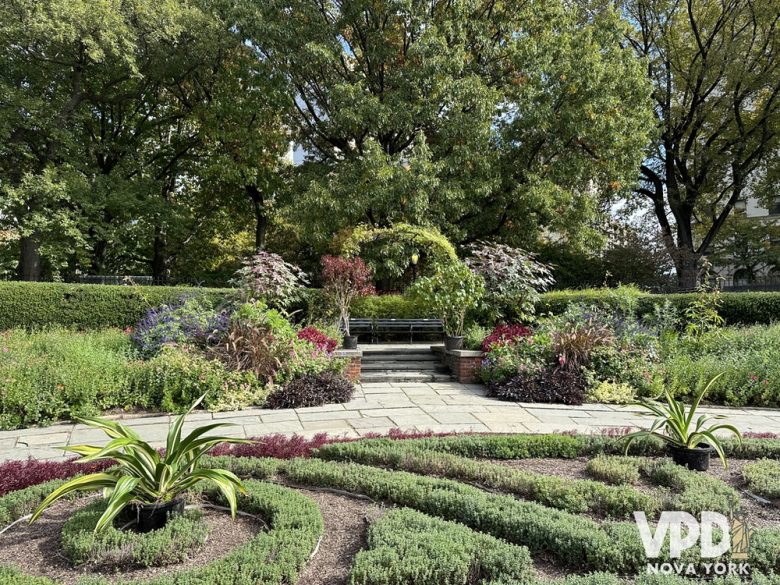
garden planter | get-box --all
[669,443,714,471]
[133,498,185,532]
[444,336,464,350]
[343,335,359,350]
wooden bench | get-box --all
[349,318,444,343]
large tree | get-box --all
[239,0,653,254]
[623,0,780,289]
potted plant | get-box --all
[321,255,375,349]
[30,395,252,533]
[623,375,741,471]
[409,261,485,350]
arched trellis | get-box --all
[338,223,458,280]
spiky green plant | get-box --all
[30,395,252,532]
[623,375,741,468]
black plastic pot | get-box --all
[343,335,358,350]
[669,443,714,471]
[133,499,185,533]
[444,336,464,351]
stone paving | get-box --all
[2,381,780,462]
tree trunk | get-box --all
[676,250,700,290]
[151,229,167,284]
[247,185,267,251]
[91,239,107,274]
[17,235,43,281]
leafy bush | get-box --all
[131,346,267,412]
[232,251,308,308]
[267,371,354,409]
[0,281,232,331]
[321,255,375,336]
[586,380,636,404]
[62,500,207,566]
[585,455,642,485]
[296,326,338,353]
[481,323,532,352]
[408,261,485,337]
[488,367,586,405]
[462,323,491,351]
[478,331,552,385]
[0,329,136,429]
[349,508,534,585]
[347,293,431,319]
[742,459,780,499]
[644,460,740,515]
[465,241,554,322]
[131,296,227,356]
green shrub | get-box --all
[61,500,208,566]
[350,507,534,585]
[743,459,780,499]
[643,460,740,515]
[658,325,780,407]
[586,381,636,404]
[316,439,659,518]
[0,282,232,331]
[0,329,135,429]
[751,528,780,574]
[586,455,643,485]
[129,346,268,412]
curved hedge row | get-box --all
[0,479,322,585]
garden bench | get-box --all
[349,318,444,343]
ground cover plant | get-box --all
[1,432,779,584]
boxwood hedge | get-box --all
[0,282,233,330]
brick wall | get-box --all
[443,350,484,384]
[335,349,362,382]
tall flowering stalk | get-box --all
[321,255,375,336]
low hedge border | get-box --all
[0,479,323,585]
[585,456,740,515]
[315,439,659,518]
[742,459,780,500]
[349,507,535,585]
[0,282,233,330]
[61,500,208,567]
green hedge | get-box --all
[349,507,534,585]
[0,281,233,330]
[537,289,780,325]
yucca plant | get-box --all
[623,375,741,468]
[30,394,252,532]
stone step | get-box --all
[360,371,454,383]
[361,347,437,356]
[361,353,439,363]
[361,361,448,372]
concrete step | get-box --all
[361,347,437,356]
[361,361,448,372]
[360,371,454,383]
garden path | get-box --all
[2,381,780,462]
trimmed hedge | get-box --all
[315,440,659,518]
[743,459,780,500]
[0,479,323,585]
[0,281,233,330]
[536,289,780,325]
[349,507,534,585]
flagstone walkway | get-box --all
[2,381,780,462]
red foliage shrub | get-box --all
[482,324,532,352]
[297,326,338,354]
[0,458,112,497]
[0,430,463,495]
